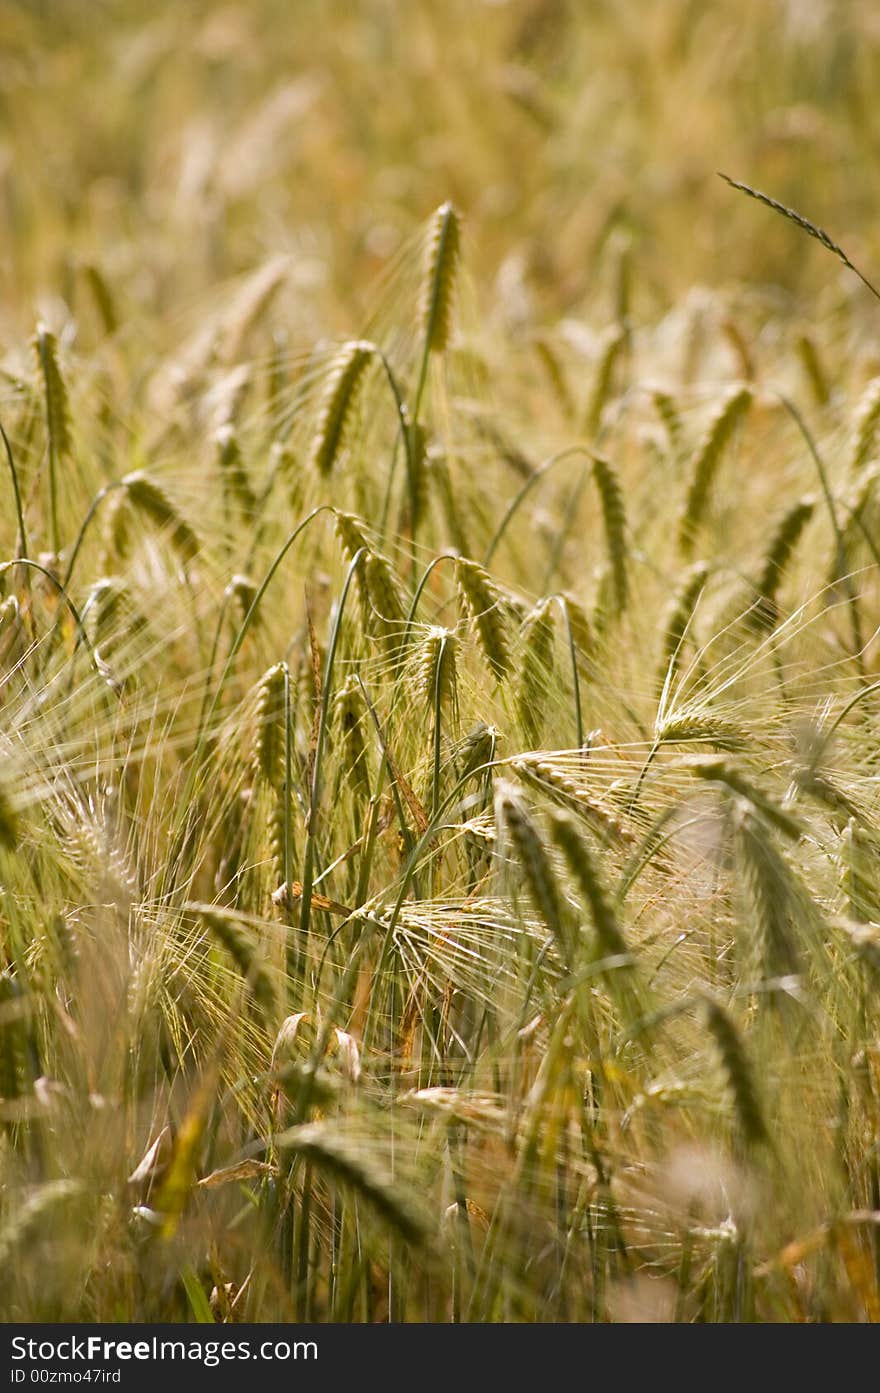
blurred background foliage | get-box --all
[2,0,880,341]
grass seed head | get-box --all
[418,202,461,356]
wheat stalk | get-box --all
[719,172,880,303]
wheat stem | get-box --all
[298,549,368,950]
[0,421,28,560]
[484,445,591,566]
[719,173,880,303]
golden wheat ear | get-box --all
[418,201,461,358]
[308,341,374,477]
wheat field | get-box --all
[1,0,880,1324]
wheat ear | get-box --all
[496,781,569,964]
[678,386,752,556]
[277,1122,430,1246]
[652,388,684,458]
[252,662,288,789]
[334,675,372,805]
[215,424,256,523]
[681,754,801,840]
[194,904,276,1012]
[733,802,801,980]
[418,201,461,359]
[418,626,458,816]
[0,971,29,1104]
[456,556,511,682]
[656,561,709,695]
[518,598,555,746]
[849,377,880,475]
[549,809,628,958]
[750,495,814,630]
[33,322,71,557]
[585,327,626,437]
[308,341,373,477]
[655,709,747,751]
[512,755,630,845]
[702,995,768,1148]
[122,471,200,564]
[592,454,628,612]
[795,333,829,407]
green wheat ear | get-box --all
[702,995,768,1149]
[277,1122,430,1247]
[215,424,256,523]
[549,808,628,959]
[335,675,372,804]
[194,904,276,1013]
[416,625,457,710]
[652,387,684,458]
[584,326,626,437]
[0,779,20,850]
[849,377,880,475]
[678,387,751,557]
[33,324,71,461]
[33,322,72,556]
[252,662,288,789]
[496,780,570,965]
[512,755,629,845]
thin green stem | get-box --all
[298,548,367,949]
[483,445,592,567]
[0,422,28,560]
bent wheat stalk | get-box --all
[719,173,880,303]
